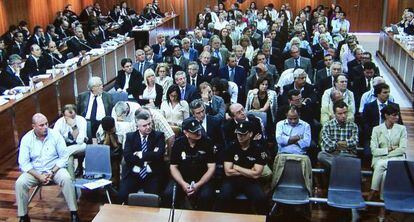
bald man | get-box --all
[15,113,79,222]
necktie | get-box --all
[367,79,371,90]
[230,68,235,81]
[202,65,206,75]
[191,78,196,86]
[295,58,299,68]
[380,103,386,123]
[139,137,148,179]
[90,96,98,121]
[200,121,207,136]
[181,88,185,100]
[139,63,143,74]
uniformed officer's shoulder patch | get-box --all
[234,154,239,161]
[198,150,206,154]
[261,152,267,160]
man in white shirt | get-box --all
[15,113,79,222]
[53,104,87,179]
[331,11,350,35]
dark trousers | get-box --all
[215,177,267,214]
[163,179,214,211]
[117,173,164,204]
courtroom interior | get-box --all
[0,0,414,222]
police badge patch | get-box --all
[234,154,239,161]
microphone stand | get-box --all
[168,183,177,222]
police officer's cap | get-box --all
[235,121,252,134]
[182,117,202,133]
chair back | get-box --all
[84,144,112,180]
[278,159,307,189]
[247,111,267,129]
[329,157,361,191]
[384,160,414,197]
[110,91,128,106]
[128,193,160,207]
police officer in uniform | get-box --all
[216,121,267,213]
[163,118,216,210]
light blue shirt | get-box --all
[18,128,68,173]
[276,119,311,154]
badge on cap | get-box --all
[154,147,159,152]
[181,151,186,160]
[234,154,239,161]
[261,152,267,160]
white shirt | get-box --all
[142,86,157,100]
[18,128,68,173]
[111,101,141,123]
[85,93,106,121]
[53,115,87,144]
[123,73,131,91]
[160,101,190,126]
[228,81,239,104]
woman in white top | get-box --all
[160,84,189,129]
[138,69,163,108]
[239,35,255,62]
[155,63,173,99]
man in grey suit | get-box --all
[284,45,313,82]
[77,76,113,141]
[199,82,226,121]
[250,52,279,84]
[172,45,189,71]
[210,35,229,68]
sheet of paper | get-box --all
[83,179,112,190]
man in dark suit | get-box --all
[262,43,284,75]
[42,41,67,69]
[55,20,70,40]
[0,54,26,94]
[233,45,251,74]
[189,99,225,163]
[210,36,229,68]
[86,25,103,49]
[0,38,7,69]
[66,26,92,56]
[172,45,189,71]
[311,37,333,68]
[26,26,47,53]
[317,62,342,99]
[187,61,206,88]
[315,54,333,84]
[352,62,376,111]
[218,54,246,102]
[347,48,364,83]
[114,58,143,99]
[21,44,47,85]
[1,25,18,47]
[118,111,166,204]
[198,82,226,120]
[284,45,313,82]
[151,33,171,61]
[77,76,113,141]
[44,24,62,47]
[250,52,279,84]
[362,83,403,154]
[8,32,26,58]
[193,29,209,55]
[223,103,264,145]
[281,68,317,108]
[198,51,219,82]
[246,63,275,94]
[133,49,154,76]
[175,71,199,104]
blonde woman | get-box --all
[155,63,173,98]
[138,69,163,108]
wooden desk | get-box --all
[0,39,135,168]
[92,204,266,222]
[377,30,414,101]
[131,15,179,49]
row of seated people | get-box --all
[16,89,406,221]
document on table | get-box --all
[83,179,112,190]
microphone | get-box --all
[78,38,94,51]
[50,53,64,64]
[152,10,163,18]
[168,183,177,222]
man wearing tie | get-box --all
[362,83,403,155]
[26,26,46,53]
[151,33,170,61]
[133,49,153,76]
[175,71,199,104]
[284,45,313,82]
[9,31,26,58]
[189,99,225,164]
[118,111,166,204]
[210,36,229,68]
[77,76,113,143]
[187,61,206,88]
[66,27,92,56]
[43,41,67,69]
[0,54,25,95]
[197,51,218,82]
[21,44,46,85]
